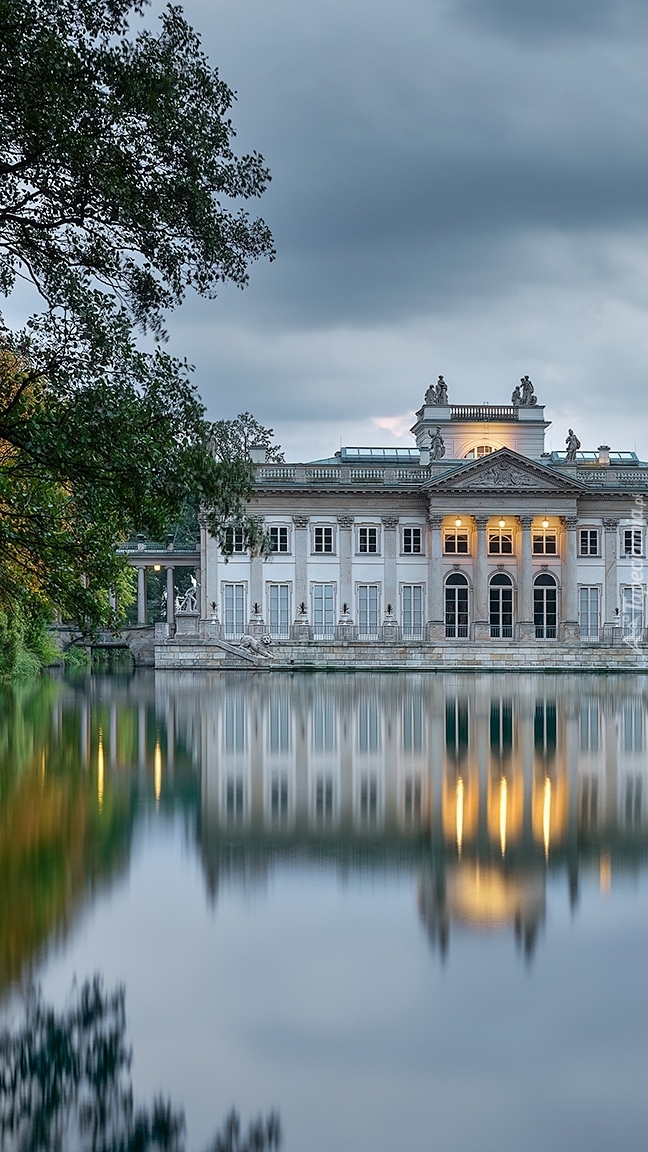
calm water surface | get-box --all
[2,670,648,1151]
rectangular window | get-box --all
[269,525,289,553]
[622,585,644,641]
[357,585,379,635]
[225,527,246,553]
[623,528,643,556]
[402,527,422,554]
[358,527,378,553]
[532,533,557,555]
[312,583,335,637]
[314,526,334,553]
[268,584,290,637]
[223,583,245,636]
[579,586,599,639]
[444,532,469,554]
[488,533,513,555]
[580,529,599,556]
[402,585,424,637]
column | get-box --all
[473,515,489,640]
[337,516,354,618]
[562,515,579,641]
[428,514,444,640]
[382,516,398,622]
[137,565,146,624]
[518,515,534,641]
[166,566,175,626]
[198,515,206,620]
[293,515,310,622]
[603,517,620,626]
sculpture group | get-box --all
[425,375,449,406]
[511,376,537,407]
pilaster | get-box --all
[427,514,444,640]
[473,515,489,640]
[562,515,579,642]
[293,515,310,622]
[382,515,399,618]
[518,515,534,641]
[603,518,620,625]
[337,516,354,619]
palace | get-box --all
[152,375,648,669]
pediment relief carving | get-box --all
[425,449,584,494]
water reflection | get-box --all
[2,671,648,990]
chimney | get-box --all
[597,445,610,467]
[249,444,267,464]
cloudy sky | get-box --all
[159,0,648,461]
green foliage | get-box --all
[0,598,59,680]
[210,412,285,464]
[0,0,275,657]
[63,644,91,669]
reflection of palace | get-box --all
[156,673,648,955]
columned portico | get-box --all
[137,565,146,625]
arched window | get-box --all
[534,573,557,639]
[464,445,494,459]
[490,573,513,639]
[445,573,469,638]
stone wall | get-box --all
[155,637,648,672]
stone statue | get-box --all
[435,375,448,405]
[430,426,446,460]
[511,384,522,407]
[175,574,198,613]
[237,633,276,659]
[425,375,448,405]
[519,375,537,406]
[565,428,581,462]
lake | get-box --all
[2,670,648,1151]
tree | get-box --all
[209,413,284,464]
[0,0,275,657]
[0,978,281,1152]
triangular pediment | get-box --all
[423,448,586,494]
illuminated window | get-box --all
[445,532,469,554]
[488,532,513,555]
[533,532,557,555]
[465,445,494,458]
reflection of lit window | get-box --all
[490,699,513,757]
[534,702,557,758]
[446,698,468,761]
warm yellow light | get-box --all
[542,518,549,529]
[600,851,611,895]
[455,517,462,528]
[543,776,551,861]
[456,776,464,858]
[499,776,507,857]
[97,728,104,811]
[153,564,161,571]
[498,518,506,529]
[154,739,162,804]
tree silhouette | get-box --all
[0,978,280,1152]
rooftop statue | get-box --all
[430,426,446,460]
[565,428,581,462]
[519,375,537,406]
[425,375,449,406]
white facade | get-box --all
[202,385,648,647]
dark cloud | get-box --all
[148,0,648,456]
